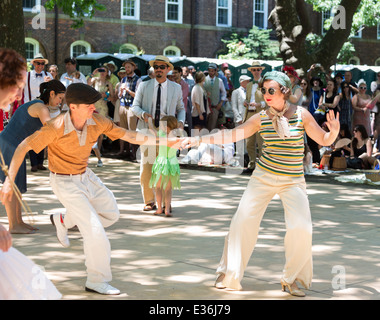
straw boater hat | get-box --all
[149,55,174,70]
[31,53,48,65]
[248,60,265,71]
[117,67,127,77]
[104,61,118,72]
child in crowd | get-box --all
[148,116,181,217]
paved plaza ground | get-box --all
[0,156,379,301]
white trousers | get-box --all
[216,167,313,290]
[50,168,119,283]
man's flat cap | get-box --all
[65,83,102,106]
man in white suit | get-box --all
[231,75,251,126]
[131,55,185,211]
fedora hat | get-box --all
[31,53,48,65]
[149,55,174,70]
[248,60,265,71]
[122,59,137,69]
[104,61,118,72]
[117,67,127,76]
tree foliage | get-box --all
[219,26,280,60]
[268,0,376,75]
[45,0,106,28]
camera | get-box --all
[315,63,321,68]
[98,68,106,72]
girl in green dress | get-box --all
[149,115,181,217]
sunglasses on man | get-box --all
[34,61,45,66]
[153,65,167,70]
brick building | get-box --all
[23,0,380,74]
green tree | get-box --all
[219,26,280,60]
[0,0,105,56]
[269,0,379,75]
[45,0,106,29]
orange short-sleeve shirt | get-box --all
[26,112,126,174]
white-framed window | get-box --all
[352,26,362,38]
[163,46,181,57]
[321,9,332,35]
[253,0,268,29]
[377,24,380,39]
[70,40,91,58]
[25,38,39,61]
[166,0,183,24]
[348,56,360,65]
[216,0,232,27]
[119,43,138,54]
[23,0,41,11]
[121,0,140,20]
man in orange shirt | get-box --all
[1,83,179,295]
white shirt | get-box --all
[231,86,246,123]
[152,79,168,117]
[24,70,53,102]
[60,72,87,87]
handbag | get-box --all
[346,157,363,169]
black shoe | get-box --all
[241,168,254,175]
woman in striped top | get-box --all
[184,71,340,297]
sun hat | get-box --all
[148,55,174,71]
[248,60,265,71]
[31,53,48,65]
[104,61,118,72]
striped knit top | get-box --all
[257,106,305,176]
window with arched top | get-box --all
[163,46,181,57]
[25,38,40,61]
[375,58,380,66]
[70,40,91,58]
[348,56,360,65]
[119,43,138,54]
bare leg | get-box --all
[5,196,35,234]
[155,178,163,214]
[164,180,172,217]
[93,147,101,161]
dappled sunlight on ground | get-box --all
[0,156,379,299]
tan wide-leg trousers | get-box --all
[216,167,313,290]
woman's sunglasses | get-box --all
[359,86,367,90]
[261,87,278,95]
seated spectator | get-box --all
[346,124,376,169]
[329,123,352,168]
